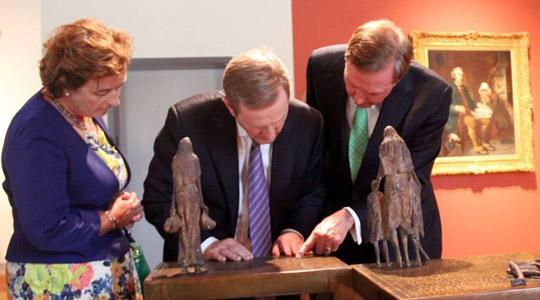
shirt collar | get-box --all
[236,121,249,138]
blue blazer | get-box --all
[2,91,131,263]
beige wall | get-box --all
[0,0,42,264]
[41,0,295,92]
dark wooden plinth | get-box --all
[353,252,540,300]
[145,255,353,299]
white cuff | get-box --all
[344,207,362,244]
[200,236,219,253]
[281,228,304,241]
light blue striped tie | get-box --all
[349,107,369,181]
[247,141,272,258]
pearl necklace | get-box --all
[51,97,87,131]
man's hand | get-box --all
[272,231,304,257]
[296,209,354,258]
[203,238,253,262]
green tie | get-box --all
[349,107,368,181]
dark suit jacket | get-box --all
[143,91,326,261]
[306,45,452,264]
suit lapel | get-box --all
[205,104,240,228]
[269,114,297,207]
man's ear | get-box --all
[222,97,237,117]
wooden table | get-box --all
[353,252,540,300]
[145,256,353,299]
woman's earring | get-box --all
[65,92,70,97]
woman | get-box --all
[2,19,144,299]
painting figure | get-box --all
[447,67,490,155]
[370,126,429,267]
[472,82,495,151]
[164,137,216,274]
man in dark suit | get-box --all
[143,48,325,262]
[296,20,452,264]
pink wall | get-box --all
[292,0,540,258]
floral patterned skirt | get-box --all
[6,252,143,300]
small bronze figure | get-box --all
[164,137,216,274]
[369,126,429,267]
[367,179,388,266]
[508,258,540,286]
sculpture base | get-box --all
[353,252,540,300]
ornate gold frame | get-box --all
[410,31,534,175]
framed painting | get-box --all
[410,31,534,175]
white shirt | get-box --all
[344,96,381,244]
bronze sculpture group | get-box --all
[164,137,216,274]
[368,126,430,267]
[163,129,429,273]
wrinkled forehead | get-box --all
[344,62,395,89]
[236,89,289,127]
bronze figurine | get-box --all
[369,126,429,267]
[164,137,216,274]
[508,258,540,286]
[367,178,389,266]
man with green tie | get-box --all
[297,19,452,264]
